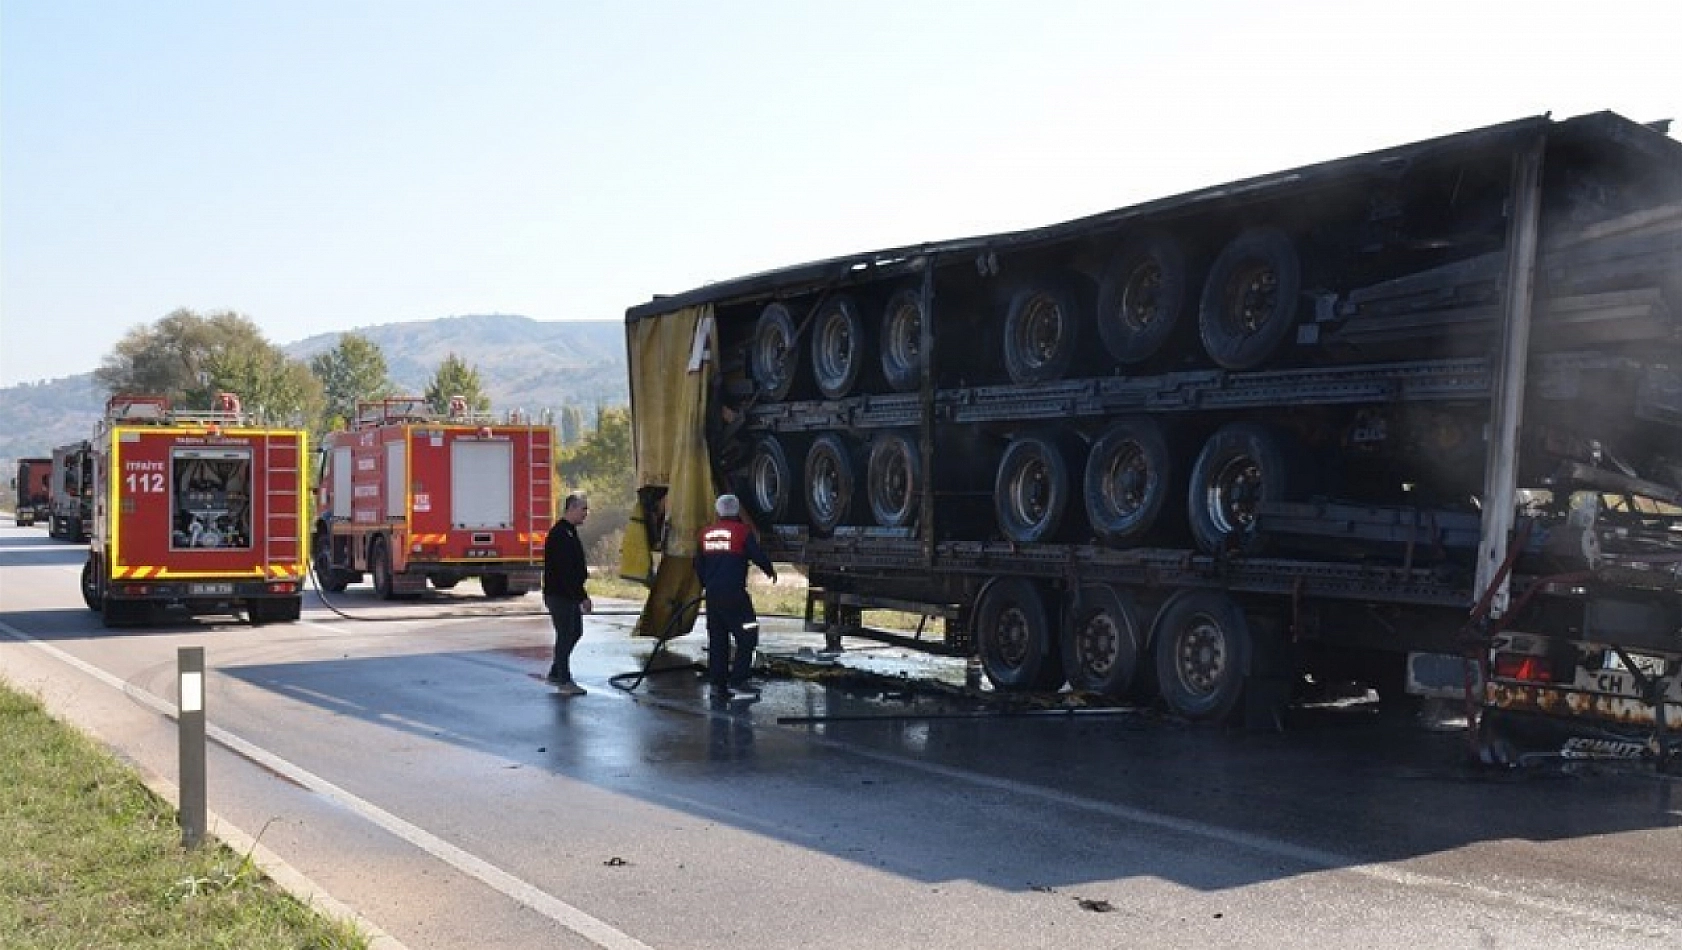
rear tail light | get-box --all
[266,582,297,594]
[1492,652,1555,684]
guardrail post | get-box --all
[177,646,206,849]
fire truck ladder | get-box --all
[265,435,300,576]
[527,422,552,562]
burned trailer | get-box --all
[624,111,1682,764]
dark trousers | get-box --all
[705,598,759,690]
[544,595,583,681]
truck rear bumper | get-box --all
[1478,706,1682,768]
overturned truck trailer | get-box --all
[624,111,1682,766]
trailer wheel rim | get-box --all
[881,306,921,376]
[1009,292,1066,376]
[867,435,916,526]
[1073,611,1122,677]
[1095,439,1149,523]
[750,444,788,519]
[1206,455,1263,535]
[1172,613,1229,698]
[808,449,845,525]
[752,306,797,398]
[1003,453,1054,532]
[1216,261,1279,338]
[812,305,858,397]
[994,605,1032,669]
[1119,260,1165,333]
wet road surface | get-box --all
[2,526,1678,949]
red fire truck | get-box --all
[79,394,308,626]
[312,397,556,599]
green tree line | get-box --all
[95,308,633,539]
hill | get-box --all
[0,315,627,463]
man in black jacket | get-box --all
[543,492,592,695]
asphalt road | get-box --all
[1,523,1678,949]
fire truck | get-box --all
[11,457,53,527]
[79,394,308,626]
[48,440,94,541]
[312,397,556,599]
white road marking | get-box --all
[0,618,657,950]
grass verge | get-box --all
[0,680,368,950]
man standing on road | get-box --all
[695,493,776,700]
[543,492,592,696]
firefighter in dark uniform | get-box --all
[695,493,776,699]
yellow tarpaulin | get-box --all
[623,305,718,639]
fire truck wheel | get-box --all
[1151,590,1251,723]
[975,577,1064,691]
[879,287,926,393]
[810,295,867,399]
[1002,277,1087,385]
[1197,227,1301,370]
[1062,584,1147,698]
[481,573,511,598]
[1096,234,1189,365]
[80,556,102,612]
[370,538,396,600]
[431,577,461,591]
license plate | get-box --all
[190,583,234,596]
[1603,650,1669,678]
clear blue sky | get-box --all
[3,0,1677,386]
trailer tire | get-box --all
[1187,422,1297,554]
[1084,418,1179,545]
[1003,279,1085,384]
[995,431,1074,544]
[811,296,867,399]
[1198,228,1301,370]
[866,430,920,528]
[1152,590,1251,723]
[748,435,796,523]
[804,433,855,536]
[1096,235,1188,365]
[880,288,926,393]
[751,302,800,401]
[370,537,396,601]
[975,577,1064,691]
[1063,585,1147,698]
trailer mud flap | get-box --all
[1477,707,1682,769]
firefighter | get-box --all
[695,493,777,700]
[542,492,592,696]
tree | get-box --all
[423,353,490,415]
[95,309,323,423]
[556,406,635,553]
[310,332,392,429]
[558,405,584,445]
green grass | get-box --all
[0,682,368,950]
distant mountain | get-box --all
[0,315,628,463]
